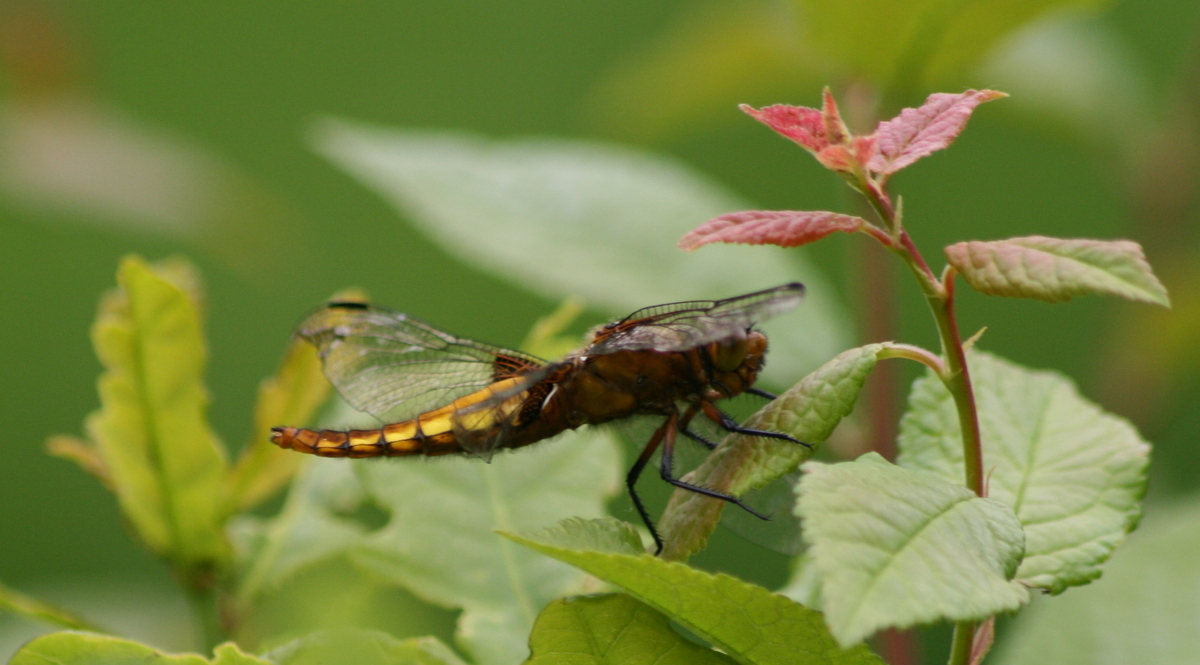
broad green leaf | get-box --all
[897,350,1150,593]
[84,256,227,566]
[506,517,884,665]
[798,453,1028,647]
[311,121,850,384]
[659,343,888,561]
[944,236,1170,306]
[794,0,1106,91]
[992,498,1200,665]
[227,338,331,514]
[266,628,467,665]
[525,594,735,665]
[234,459,367,605]
[9,632,267,665]
[351,430,622,665]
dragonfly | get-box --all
[271,282,810,553]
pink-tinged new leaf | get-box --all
[869,90,1007,175]
[945,236,1170,306]
[821,88,850,146]
[741,103,826,153]
[679,210,867,250]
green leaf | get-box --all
[227,337,331,513]
[311,121,850,383]
[506,517,885,665]
[944,236,1170,306]
[234,459,367,605]
[659,343,889,561]
[350,430,622,665]
[266,628,467,665]
[798,453,1029,646]
[525,594,736,665]
[84,255,228,566]
[897,350,1150,593]
[9,632,268,665]
[992,497,1200,665]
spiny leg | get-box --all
[626,413,674,555]
[659,415,769,520]
[677,405,718,450]
[699,401,812,448]
[746,387,778,400]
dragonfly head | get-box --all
[707,330,769,397]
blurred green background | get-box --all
[2,0,1198,662]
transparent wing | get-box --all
[587,283,805,355]
[297,301,549,424]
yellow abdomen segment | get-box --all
[271,378,528,458]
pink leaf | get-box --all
[868,90,1007,175]
[741,104,827,153]
[679,210,867,250]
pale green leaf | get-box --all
[944,236,1170,306]
[799,453,1029,646]
[9,631,267,665]
[311,121,850,384]
[659,343,889,561]
[992,498,1200,665]
[350,430,622,665]
[84,255,227,565]
[897,350,1150,593]
[234,460,367,605]
[266,628,467,665]
[227,338,331,513]
[506,517,885,665]
[526,594,736,665]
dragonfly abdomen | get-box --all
[271,417,462,458]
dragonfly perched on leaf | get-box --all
[272,283,810,553]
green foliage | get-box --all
[350,430,621,665]
[525,594,737,665]
[992,498,1200,665]
[83,256,228,569]
[898,350,1150,593]
[9,632,268,665]
[505,518,884,665]
[944,236,1169,306]
[265,629,467,665]
[658,343,888,560]
[797,453,1028,646]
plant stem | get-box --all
[949,620,978,665]
[861,177,987,665]
[183,573,226,653]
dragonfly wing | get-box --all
[298,302,548,425]
[587,283,805,355]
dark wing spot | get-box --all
[327,301,370,310]
[493,353,540,380]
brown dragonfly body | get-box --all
[272,284,807,551]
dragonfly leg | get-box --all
[700,401,812,448]
[677,405,718,450]
[659,422,769,521]
[626,413,674,555]
[746,387,778,400]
